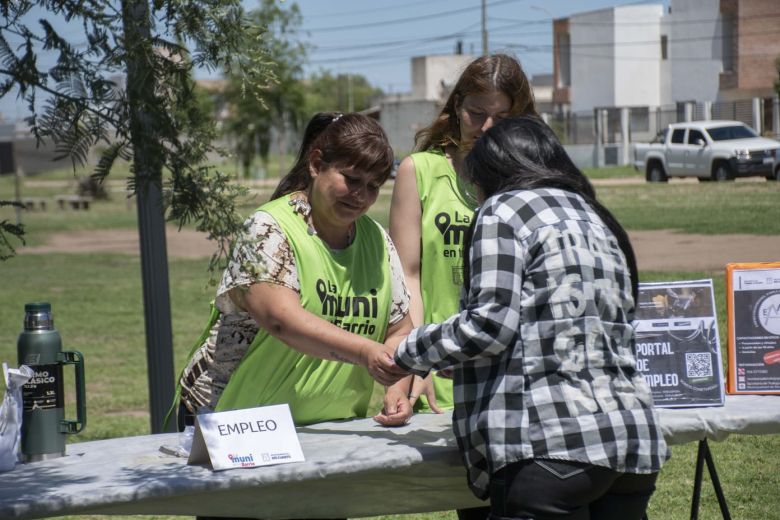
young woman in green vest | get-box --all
[389,54,538,520]
[178,112,413,430]
[389,54,538,415]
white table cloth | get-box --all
[0,394,778,519]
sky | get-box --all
[0,0,665,121]
[291,0,665,94]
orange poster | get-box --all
[726,262,780,394]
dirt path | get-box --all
[628,230,779,272]
[20,228,216,259]
[18,227,780,272]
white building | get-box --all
[551,0,780,166]
[563,4,666,113]
[667,0,725,104]
[555,0,780,112]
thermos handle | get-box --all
[58,351,87,434]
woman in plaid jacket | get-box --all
[374,116,669,520]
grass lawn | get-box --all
[582,165,640,180]
[1,167,779,519]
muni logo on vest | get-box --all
[315,278,379,335]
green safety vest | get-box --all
[216,194,393,425]
[412,150,477,412]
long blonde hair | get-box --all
[414,53,538,152]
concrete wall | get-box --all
[613,5,665,108]
[669,0,723,102]
[411,55,474,101]
[379,98,439,156]
[570,8,616,112]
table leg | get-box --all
[690,439,732,520]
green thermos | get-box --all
[17,302,86,461]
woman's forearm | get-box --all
[235,283,381,366]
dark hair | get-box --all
[414,53,538,152]
[464,115,639,302]
[271,112,395,200]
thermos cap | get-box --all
[24,301,54,330]
[25,302,52,313]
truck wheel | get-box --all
[767,167,779,181]
[712,163,733,182]
[646,162,668,183]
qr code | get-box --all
[685,352,713,378]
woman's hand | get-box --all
[363,343,409,386]
[408,374,444,413]
[374,381,413,426]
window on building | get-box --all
[722,14,735,72]
[660,35,668,60]
[558,33,571,87]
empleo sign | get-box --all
[187,404,305,471]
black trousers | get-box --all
[488,459,658,520]
[458,506,492,520]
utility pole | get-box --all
[348,74,354,113]
[481,0,488,56]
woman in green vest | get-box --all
[389,54,538,414]
[178,112,412,429]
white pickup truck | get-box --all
[633,120,780,182]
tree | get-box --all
[304,70,383,116]
[223,0,307,179]
[0,0,270,432]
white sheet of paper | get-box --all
[187,404,305,471]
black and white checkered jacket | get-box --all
[396,188,669,499]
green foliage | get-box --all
[0,0,271,270]
[222,0,308,179]
[304,69,384,115]
[218,0,385,180]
